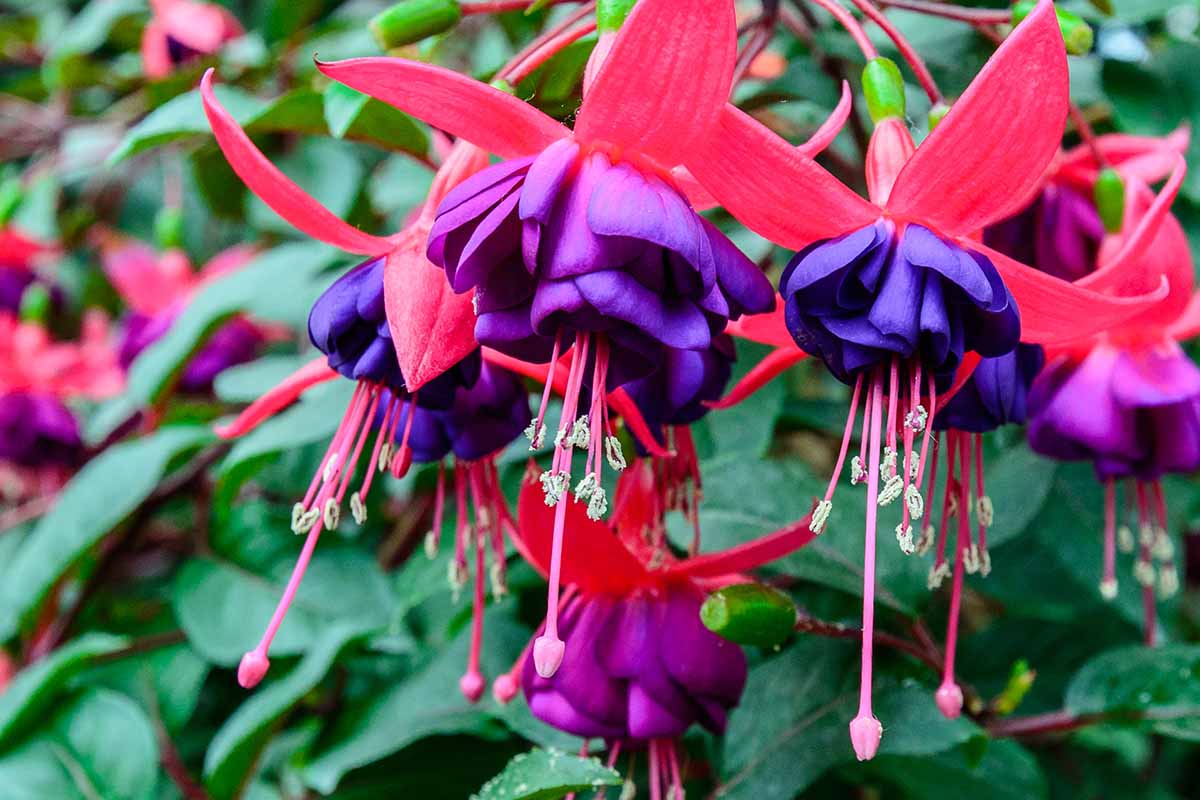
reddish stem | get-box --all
[498,2,597,83]
[505,18,599,84]
[462,0,574,13]
[809,0,879,59]
[1069,103,1111,169]
[846,0,942,103]
[874,0,1010,24]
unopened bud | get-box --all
[862,57,906,124]
[18,284,50,325]
[700,583,797,648]
[0,178,22,225]
[1094,168,1125,234]
[370,0,462,50]
[154,206,185,249]
[993,659,1036,715]
[596,0,636,33]
[1013,1,1094,55]
[928,102,951,132]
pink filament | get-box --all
[1103,479,1116,590]
[858,371,885,720]
[973,432,987,555]
[824,373,864,501]
[939,434,971,714]
[1135,482,1157,646]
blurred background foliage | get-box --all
[0,0,1198,798]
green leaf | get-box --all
[471,748,621,800]
[867,739,1047,800]
[246,138,365,236]
[0,427,213,641]
[78,643,209,733]
[975,442,1057,550]
[172,547,393,666]
[302,608,530,794]
[322,82,428,154]
[0,690,158,800]
[204,625,363,799]
[86,242,339,444]
[1066,644,1200,740]
[717,638,977,799]
[107,85,327,165]
[213,354,314,404]
[44,0,142,59]
[0,634,126,749]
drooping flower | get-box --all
[686,0,1168,759]
[985,127,1189,281]
[313,0,778,681]
[0,311,124,501]
[912,344,1044,719]
[98,236,266,392]
[495,463,817,797]
[1022,157,1196,638]
[0,227,56,315]
[141,0,242,79]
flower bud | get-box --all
[862,57,906,124]
[700,583,796,648]
[154,206,185,250]
[1012,1,1094,56]
[928,102,950,132]
[597,0,636,33]
[1093,168,1125,234]
[0,177,22,226]
[370,0,462,50]
[18,284,50,326]
[992,658,1036,715]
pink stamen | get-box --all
[531,331,563,446]
[454,461,470,581]
[885,358,900,475]
[849,370,884,761]
[302,382,366,508]
[915,369,936,486]
[933,435,958,572]
[534,333,590,678]
[357,393,398,502]
[649,740,663,800]
[460,486,487,703]
[667,741,683,799]
[1135,482,1157,646]
[973,433,987,556]
[936,434,970,720]
[1102,479,1117,597]
[824,374,864,502]
[333,386,380,503]
[429,461,447,556]
[389,392,418,478]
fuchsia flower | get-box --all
[985,126,1189,281]
[0,311,123,501]
[496,462,817,796]
[685,0,1170,759]
[98,235,266,391]
[0,227,57,315]
[312,0,785,682]
[141,0,242,79]
[1023,149,1195,635]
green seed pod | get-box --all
[1012,1,1094,56]
[1094,168,1125,234]
[700,583,796,648]
[370,0,462,50]
[862,57,906,125]
[19,284,51,326]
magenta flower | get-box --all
[99,236,266,391]
[0,227,55,315]
[681,0,1170,759]
[312,0,782,681]
[141,0,242,79]
[496,462,817,795]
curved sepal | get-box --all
[315,57,567,159]
[214,356,337,439]
[687,105,879,251]
[667,509,816,580]
[515,466,651,595]
[886,0,1068,236]
[707,347,805,410]
[970,240,1170,346]
[575,0,736,166]
[201,70,394,256]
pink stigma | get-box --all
[935,682,964,719]
[459,670,485,703]
[237,649,269,688]
[849,714,882,761]
[532,634,565,678]
[492,673,519,704]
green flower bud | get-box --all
[700,583,796,648]
[19,284,50,326]
[597,0,637,33]
[1012,1,1094,56]
[862,57,906,125]
[0,178,22,226]
[1094,168,1125,234]
[154,206,185,250]
[370,0,462,50]
[928,102,951,132]
[993,659,1037,716]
